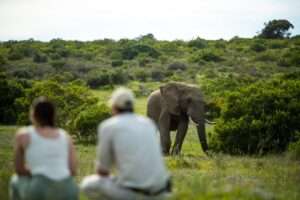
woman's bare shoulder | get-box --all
[15,127,30,146]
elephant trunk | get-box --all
[192,118,208,153]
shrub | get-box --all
[151,69,166,81]
[7,48,23,60]
[0,74,24,124]
[254,52,277,62]
[15,80,97,130]
[168,62,187,71]
[210,75,300,154]
[51,60,66,70]
[71,104,110,142]
[288,136,300,160]
[110,69,129,84]
[278,48,300,67]
[0,54,7,65]
[87,72,111,88]
[121,44,160,60]
[269,40,288,49]
[188,37,207,49]
[33,51,48,63]
[111,59,123,67]
[202,51,224,62]
[205,100,221,121]
[137,54,152,67]
[250,42,266,52]
[134,69,149,82]
[190,50,224,63]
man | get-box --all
[80,88,171,200]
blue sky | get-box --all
[0,0,299,41]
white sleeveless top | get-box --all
[25,126,71,181]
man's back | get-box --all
[98,113,169,192]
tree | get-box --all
[0,73,24,124]
[258,19,294,39]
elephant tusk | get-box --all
[190,118,216,125]
[205,119,216,125]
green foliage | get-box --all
[7,48,24,60]
[33,51,48,63]
[168,62,187,71]
[0,74,24,124]
[211,74,300,154]
[151,69,166,81]
[188,37,207,49]
[278,47,300,67]
[87,69,129,88]
[70,104,110,142]
[51,60,66,70]
[87,72,111,88]
[0,54,7,65]
[190,50,224,63]
[15,80,97,130]
[288,135,300,160]
[258,19,294,39]
[250,41,267,52]
[120,44,160,60]
[134,69,149,82]
[111,59,123,67]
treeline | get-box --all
[1,34,300,89]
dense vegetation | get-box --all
[1,24,300,198]
[1,33,300,152]
[211,73,300,154]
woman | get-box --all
[10,97,78,200]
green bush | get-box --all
[134,69,149,82]
[188,37,207,49]
[151,69,166,81]
[210,75,300,154]
[254,51,277,62]
[168,62,187,71]
[278,48,300,67]
[71,104,110,142]
[111,59,123,67]
[50,60,66,70]
[0,54,7,65]
[33,51,48,63]
[7,48,24,60]
[15,80,97,130]
[250,42,266,52]
[288,136,300,160]
[0,73,24,124]
[121,44,160,60]
[190,50,224,63]
[87,72,111,88]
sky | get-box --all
[0,0,299,41]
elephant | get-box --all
[147,82,208,155]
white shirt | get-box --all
[96,113,169,192]
[25,126,70,180]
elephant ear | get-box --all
[160,83,180,115]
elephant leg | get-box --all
[159,111,172,155]
[171,117,189,155]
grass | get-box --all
[0,95,300,200]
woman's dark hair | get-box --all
[31,97,56,127]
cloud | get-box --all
[0,0,299,41]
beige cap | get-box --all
[109,87,135,109]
